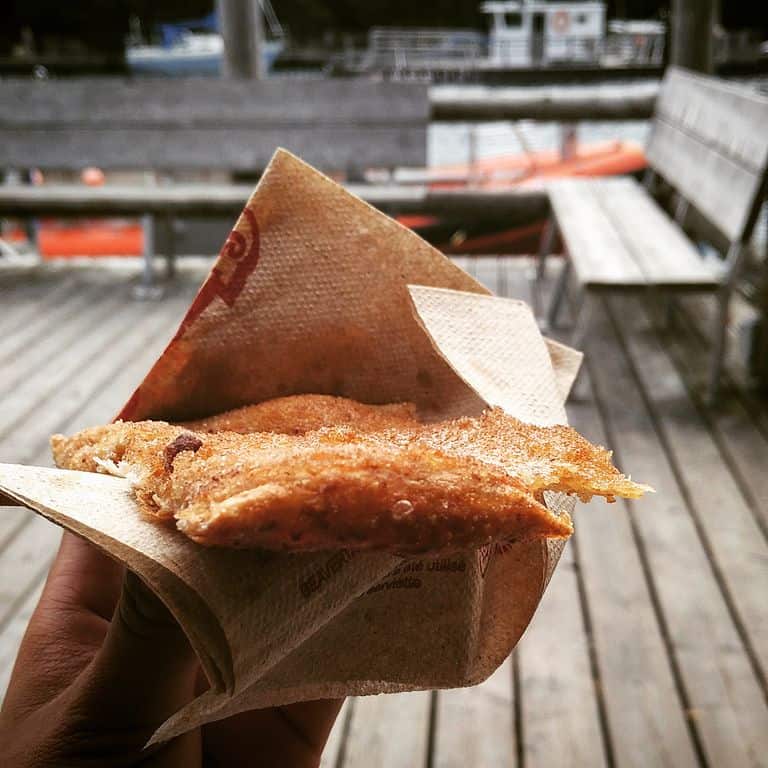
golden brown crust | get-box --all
[182,394,419,435]
[50,396,650,553]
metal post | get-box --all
[548,259,572,330]
[670,0,716,74]
[533,215,557,321]
[707,242,745,404]
[560,123,578,161]
[468,126,479,187]
[217,0,264,79]
[132,213,163,300]
[163,215,177,280]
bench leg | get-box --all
[707,243,748,405]
[532,214,557,320]
[164,215,177,280]
[664,293,678,331]
[566,289,596,401]
[547,258,572,330]
[571,289,595,353]
[132,214,164,300]
[707,287,731,405]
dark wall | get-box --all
[2,1,130,54]
[2,1,765,56]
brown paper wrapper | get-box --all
[0,149,581,744]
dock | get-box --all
[1,258,766,767]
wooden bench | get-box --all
[0,77,429,294]
[537,67,768,402]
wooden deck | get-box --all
[1,258,767,768]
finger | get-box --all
[203,698,344,767]
[2,534,124,713]
[75,570,199,736]
[42,533,124,620]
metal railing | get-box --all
[340,29,666,78]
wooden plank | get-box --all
[654,69,768,175]
[0,78,429,171]
[432,658,515,767]
[590,178,720,287]
[648,68,768,242]
[558,334,700,766]
[0,292,187,463]
[607,296,768,681]
[491,257,608,768]
[663,298,768,535]
[430,82,658,121]
[646,120,762,243]
[0,291,129,436]
[0,288,150,562]
[0,278,79,339]
[587,297,768,768]
[531,263,699,768]
[0,283,188,471]
[0,278,195,700]
[0,185,548,219]
[0,507,28,551]
[0,126,428,172]
[0,284,104,381]
[548,181,646,286]
[0,578,45,707]
[518,544,609,768]
[53,298,195,434]
[0,516,60,628]
[342,691,431,768]
[0,79,430,127]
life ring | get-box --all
[551,11,570,34]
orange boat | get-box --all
[428,138,645,190]
[4,219,143,258]
[398,139,646,254]
[4,140,644,259]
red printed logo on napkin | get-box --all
[180,207,261,333]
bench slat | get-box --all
[647,68,768,243]
[654,69,768,176]
[646,120,762,244]
[549,179,720,290]
[0,79,428,172]
[0,126,427,173]
[548,180,645,286]
[0,78,430,127]
[591,178,720,287]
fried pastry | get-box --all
[51,396,650,553]
[183,394,420,435]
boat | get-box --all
[334,0,665,79]
[127,33,284,77]
[3,219,143,259]
[396,138,646,254]
[126,6,284,77]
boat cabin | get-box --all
[481,1,606,67]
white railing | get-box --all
[603,30,665,66]
[340,27,667,76]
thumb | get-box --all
[75,570,199,741]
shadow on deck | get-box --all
[0,257,766,767]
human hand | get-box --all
[0,533,341,767]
